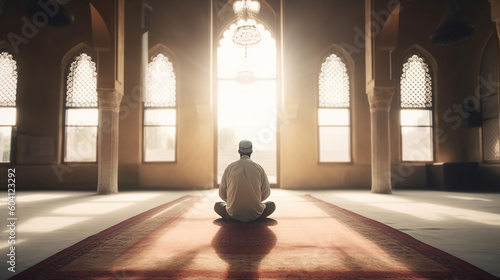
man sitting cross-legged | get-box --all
[214,140,276,222]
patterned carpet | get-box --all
[11,195,498,279]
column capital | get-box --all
[98,88,123,113]
[367,87,394,112]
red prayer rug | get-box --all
[11,194,498,279]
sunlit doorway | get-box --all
[217,23,277,184]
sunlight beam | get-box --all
[52,203,133,215]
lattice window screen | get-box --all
[319,53,349,108]
[480,36,500,161]
[146,53,176,108]
[66,53,98,108]
[0,52,17,107]
[401,54,432,108]
[483,119,500,160]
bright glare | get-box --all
[217,21,277,183]
[148,202,182,220]
[233,0,260,13]
[400,109,433,161]
[0,239,25,250]
[92,193,160,202]
[0,107,16,125]
[16,194,71,202]
[335,193,410,203]
[19,216,91,233]
[446,196,491,202]
[371,202,500,225]
[52,203,133,215]
[66,108,98,126]
[336,193,500,226]
[318,108,350,126]
[218,24,275,79]
[400,109,431,126]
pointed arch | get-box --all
[89,2,111,51]
[215,0,277,37]
[61,43,99,163]
[398,45,436,162]
[0,41,16,55]
[399,44,438,76]
[143,44,178,162]
[61,43,97,73]
[0,43,18,163]
[480,34,500,162]
[317,44,354,162]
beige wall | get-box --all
[280,0,370,189]
[120,0,213,189]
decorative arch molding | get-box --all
[396,44,437,111]
[0,41,16,55]
[398,44,438,74]
[147,44,179,105]
[215,0,277,33]
[60,42,98,113]
[319,44,356,76]
[149,44,178,67]
[317,44,356,109]
[61,43,97,72]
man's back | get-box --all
[219,155,270,222]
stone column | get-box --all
[97,89,123,194]
[368,87,394,194]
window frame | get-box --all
[480,35,500,163]
[62,51,99,164]
[398,52,435,163]
[142,49,178,163]
[0,50,18,164]
[317,50,353,164]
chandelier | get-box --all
[235,48,257,84]
[232,0,262,48]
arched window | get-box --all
[64,53,98,162]
[0,52,17,163]
[318,53,351,162]
[480,36,500,162]
[400,54,433,161]
[143,53,176,162]
[217,20,277,183]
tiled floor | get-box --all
[1,189,499,278]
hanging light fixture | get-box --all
[236,48,257,84]
[430,0,475,45]
[232,0,262,48]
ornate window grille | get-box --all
[0,52,17,163]
[0,52,17,107]
[64,53,98,162]
[144,53,177,162]
[319,53,350,108]
[145,53,176,108]
[401,55,432,108]
[66,53,98,108]
[400,54,433,161]
[318,53,351,162]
